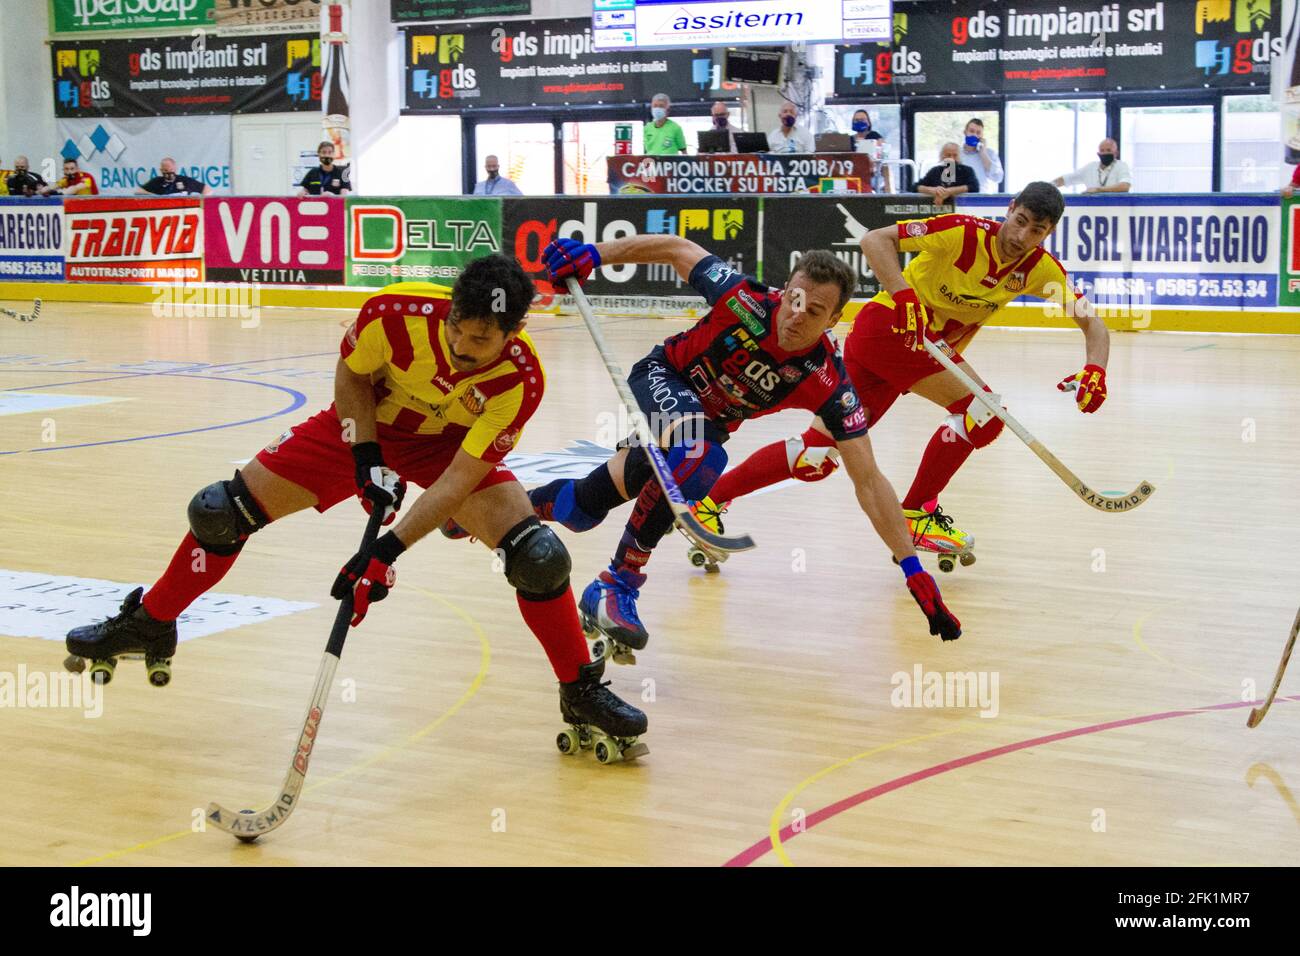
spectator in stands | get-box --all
[472,154,522,196]
[850,108,891,193]
[137,157,211,196]
[767,101,814,153]
[6,156,48,197]
[1282,164,1299,199]
[916,142,979,206]
[1053,138,1132,194]
[297,141,351,196]
[643,93,687,156]
[40,158,97,196]
[710,101,744,153]
[959,117,1003,193]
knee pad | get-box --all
[786,428,841,482]
[188,470,269,556]
[945,391,1005,449]
[547,479,605,533]
[666,438,728,502]
[501,517,572,599]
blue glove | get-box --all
[543,238,601,292]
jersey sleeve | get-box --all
[813,351,869,442]
[895,214,975,256]
[1024,251,1082,306]
[688,254,748,306]
[340,309,391,375]
[461,377,542,463]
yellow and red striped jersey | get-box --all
[340,282,544,463]
[872,214,1077,338]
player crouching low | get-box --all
[64,255,647,762]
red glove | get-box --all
[901,557,961,641]
[891,287,931,353]
[331,531,405,627]
[1056,364,1107,413]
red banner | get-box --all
[204,197,345,284]
[606,153,874,195]
[64,196,202,282]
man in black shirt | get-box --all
[916,142,979,206]
[297,141,351,196]
[6,156,48,197]
[136,157,211,196]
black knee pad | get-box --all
[500,517,572,600]
[188,470,269,556]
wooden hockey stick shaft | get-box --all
[920,337,1155,513]
[1247,606,1300,728]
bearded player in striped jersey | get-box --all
[64,255,649,761]
[701,181,1107,569]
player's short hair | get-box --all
[452,253,535,334]
[1013,181,1066,225]
[790,250,857,312]
[966,117,984,130]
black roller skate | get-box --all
[65,587,178,686]
[556,659,649,764]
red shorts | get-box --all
[843,302,978,427]
[255,404,516,513]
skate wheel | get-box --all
[688,548,710,568]
[146,660,172,687]
[556,728,580,755]
[938,557,955,573]
[959,552,976,567]
[590,638,610,662]
[89,659,116,685]
[594,737,620,765]
[64,654,85,674]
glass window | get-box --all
[1222,94,1282,192]
[474,122,555,195]
[1005,99,1106,193]
[563,120,622,196]
[829,104,902,192]
[913,109,1002,191]
[1119,105,1213,193]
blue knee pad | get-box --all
[551,479,604,533]
[667,440,728,502]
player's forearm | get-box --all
[854,471,916,561]
[594,234,706,280]
[1099,183,1130,193]
[392,456,491,547]
[1079,308,1110,367]
[334,359,379,445]
[861,227,908,295]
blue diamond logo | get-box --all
[90,124,111,152]
[60,139,80,161]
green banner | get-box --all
[346,197,502,288]
[51,0,215,34]
[1282,196,1300,308]
[391,0,529,22]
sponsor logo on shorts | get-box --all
[844,407,867,431]
[840,390,859,411]
[906,221,927,238]
[493,429,518,453]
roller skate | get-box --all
[64,587,177,686]
[682,496,729,573]
[578,567,648,665]
[902,499,976,574]
[556,659,649,764]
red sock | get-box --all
[711,428,836,502]
[903,424,974,510]
[141,532,243,622]
[516,587,589,683]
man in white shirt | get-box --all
[1053,138,1132,194]
[958,117,1003,193]
[472,155,522,196]
[767,102,815,153]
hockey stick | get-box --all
[206,506,384,842]
[1247,606,1300,728]
[565,277,754,557]
[1,298,41,322]
[921,337,1155,513]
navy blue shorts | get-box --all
[623,346,729,450]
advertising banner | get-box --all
[56,116,231,195]
[958,194,1279,309]
[403,18,716,111]
[205,196,345,284]
[834,0,1284,98]
[215,0,321,31]
[63,196,203,283]
[607,153,875,195]
[52,33,321,117]
[0,198,65,283]
[391,0,530,21]
[346,196,501,287]
[49,0,215,34]
[1280,194,1300,307]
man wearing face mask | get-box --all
[472,155,522,196]
[297,141,351,196]
[710,102,743,153]
[850,109,891,193]
[767,102,815,154]
[1053,138,1132,194]
[643,93,687,156]
[958,118,1003,193]
[137,157,211,197]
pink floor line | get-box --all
[724,695,1300,867]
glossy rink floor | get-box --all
[1,297,1298,866]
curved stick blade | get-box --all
[1073,480,1155,513]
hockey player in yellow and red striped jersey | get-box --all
[65,255,648,761]
[708,181,1109,565]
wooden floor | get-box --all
[2,296,1298,867]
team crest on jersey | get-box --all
[906,221,927,238]
[459,386,487,416]
[778,364,802,383]
[493,429,518,453]
[1006,270,1027,293]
